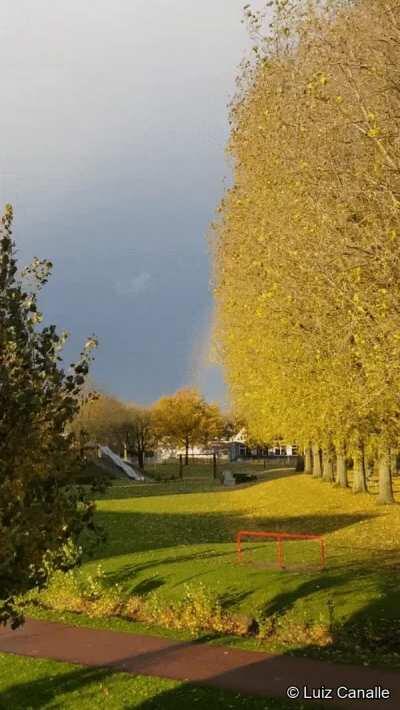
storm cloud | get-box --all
[0,0,264,403]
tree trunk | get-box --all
[185,438,189,465]
[390,449,398,477]
[79,430,86,459]
[322,448,334,482]
[304,446,312,474]
[365,459,374,481]
[336,447,348,488]
[352,445,368,493]
[137,448,144,470]
[312,444,322,478]
[377,448,395,505]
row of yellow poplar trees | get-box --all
[212,0,400,503]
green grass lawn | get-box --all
[27,466,400,667]
[0,653,321,710]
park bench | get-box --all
[222,471,257,486]
[233,472,257,484]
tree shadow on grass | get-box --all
[0,664,114,710]
[132,577,166,595]
[98,468,301,501]
[218,589,255,610]
[323,566,400,666]
[98,482,223,500]
[89,510,377,561]
[102,547,238,593]
[131,685,321,710]
[255,550,400,668]
[0,656,320,710]
[259,549,400,617]
[331,577,400,661]
[83,509,379,623]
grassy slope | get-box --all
[0,653,320,710]
[143,459,287,480]
[26,464,400,666]
[90,469,399,609]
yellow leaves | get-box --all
[366,111,382,139]
[212,0,400,447]
[306,72,329,97]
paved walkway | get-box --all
[1,618,399,707]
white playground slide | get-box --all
[99,446,145,481]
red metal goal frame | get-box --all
[236,530,325,570]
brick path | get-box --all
[0,618,399,707]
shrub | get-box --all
[24,570,334,647]
[0,206,100,627]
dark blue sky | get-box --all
[0,1,263,404]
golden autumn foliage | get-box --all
[212,0,400,503]
[73,394,157,468]
[153,388,224,464]
[74,388,225,467]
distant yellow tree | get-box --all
[197,402,225,449]
[153,388,220,464]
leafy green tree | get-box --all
[0,205,99,627]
